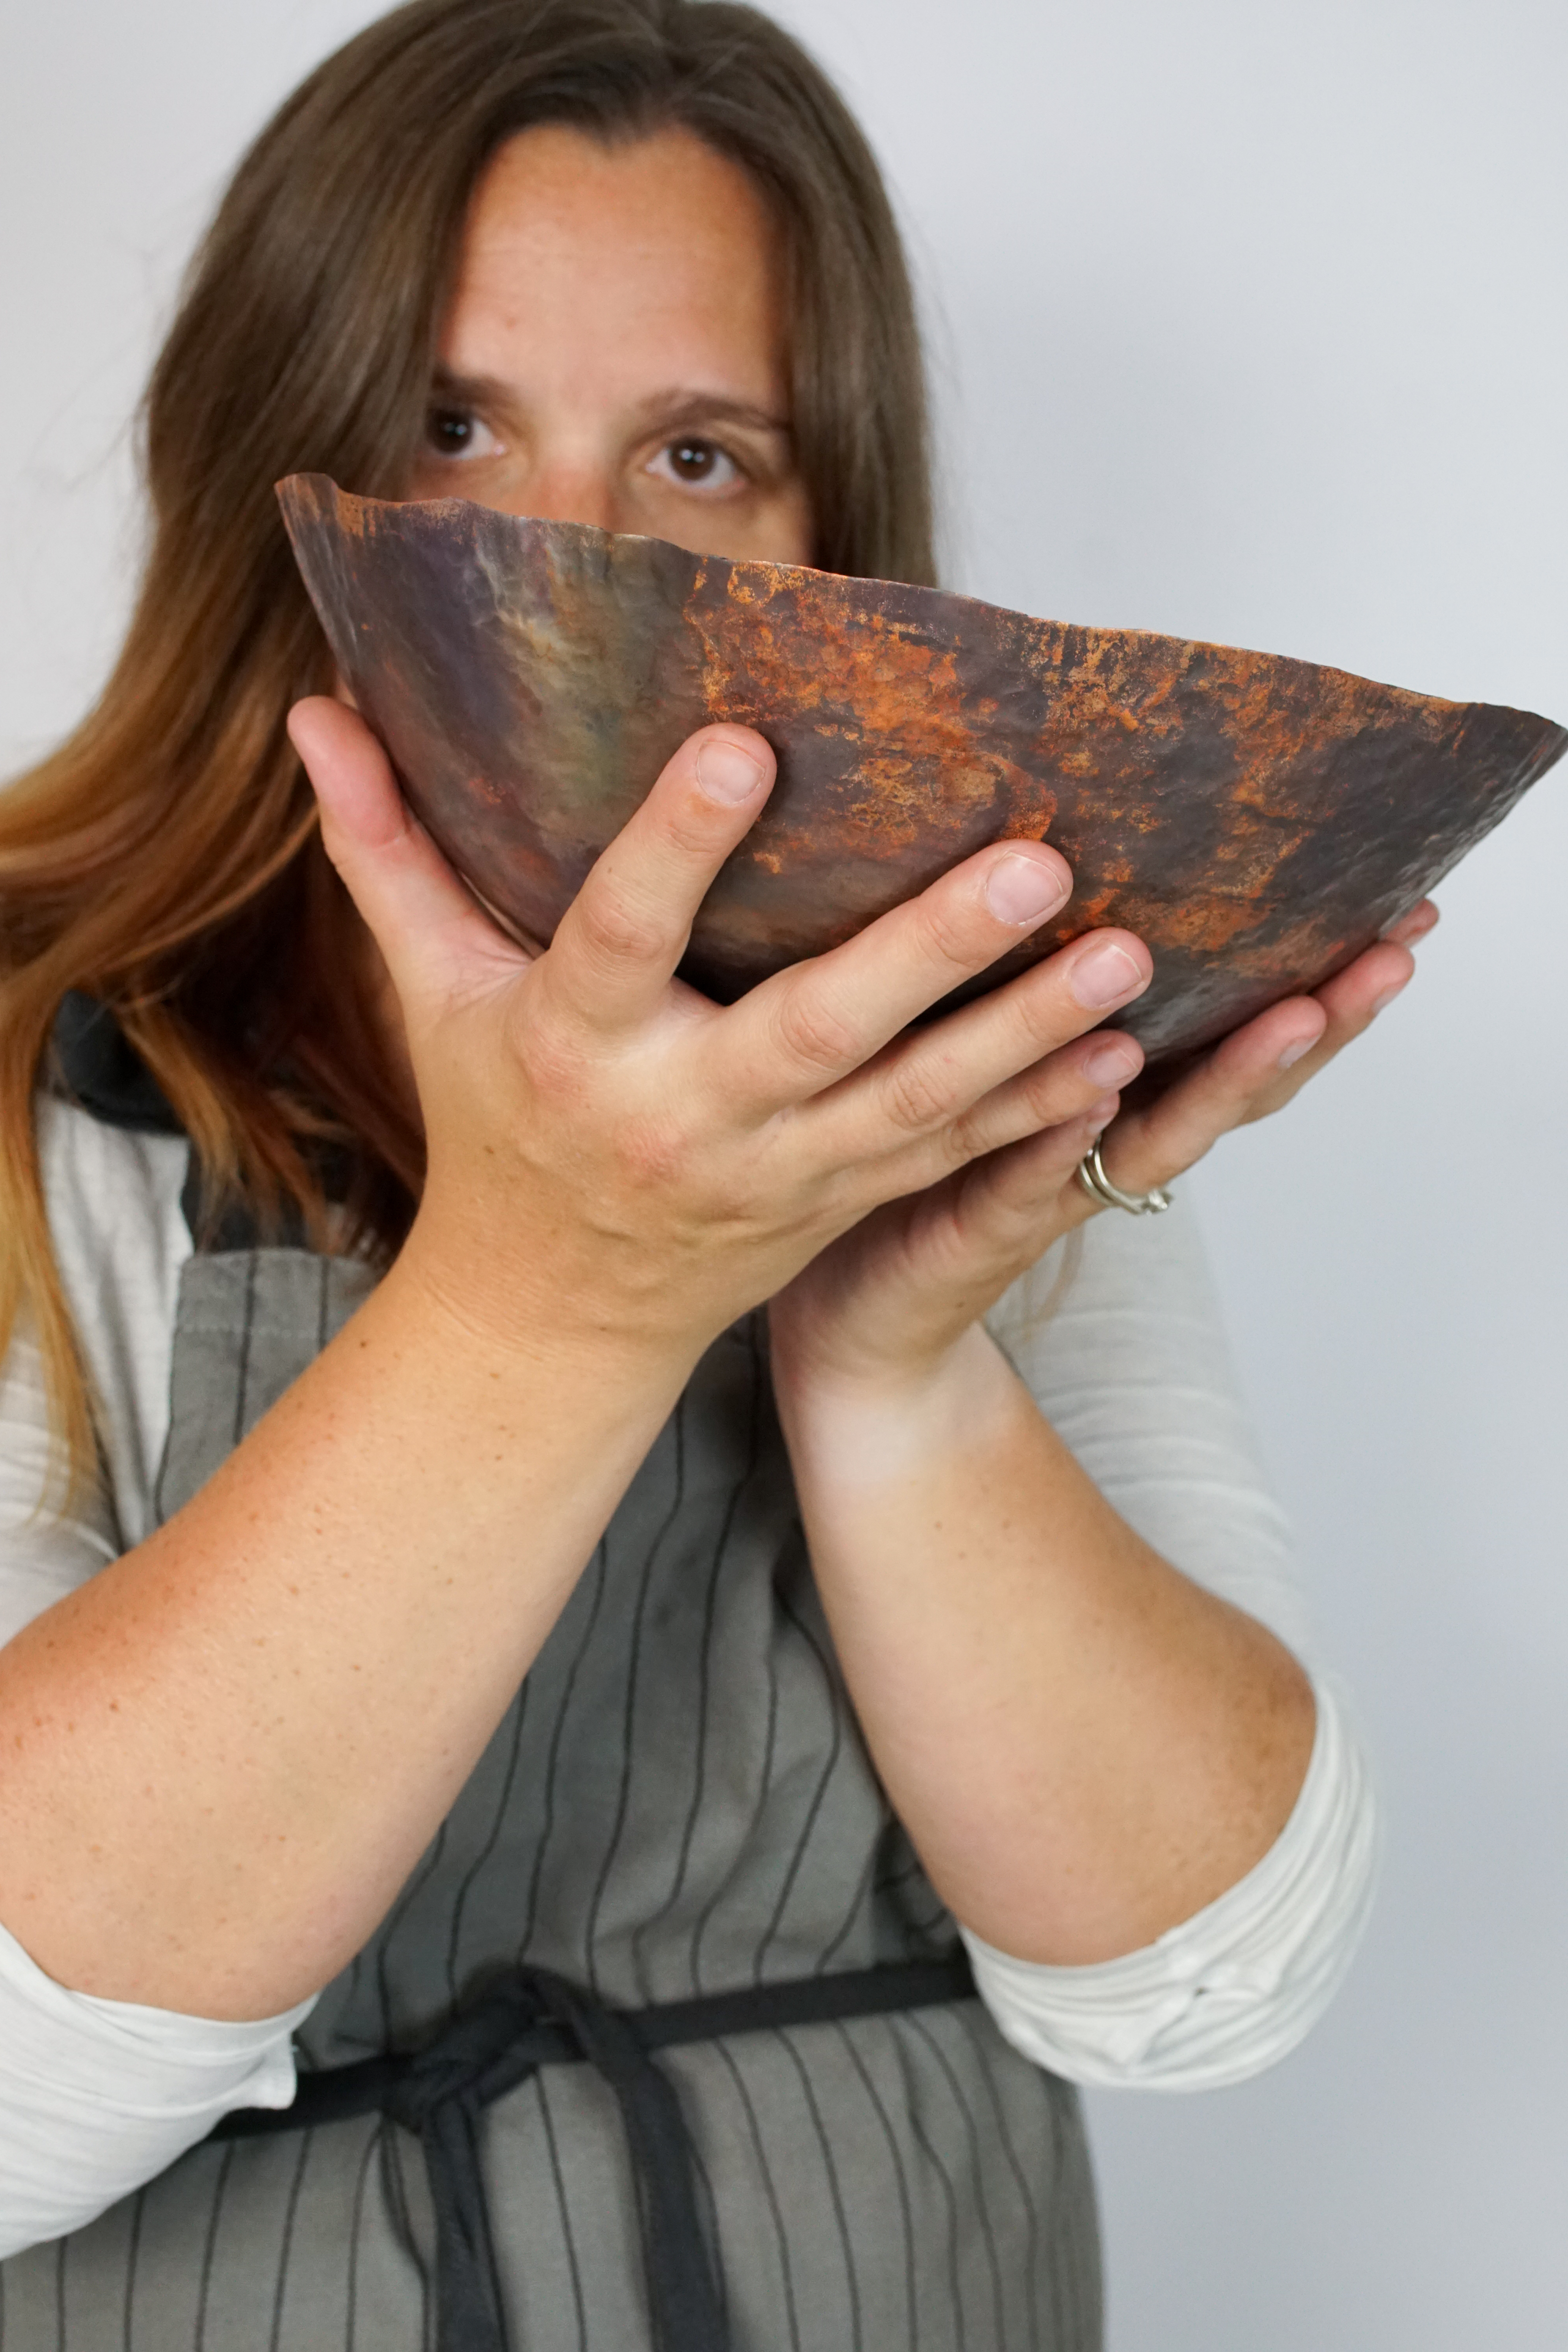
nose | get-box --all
[494,461,616,535]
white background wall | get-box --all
[3,1,1564,2343]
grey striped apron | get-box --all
[2,1012,1101,2350]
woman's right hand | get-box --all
[290,698,1154,1369]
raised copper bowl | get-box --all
[278,474,1565,1060]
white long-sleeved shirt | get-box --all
[0,1098,1377,2250]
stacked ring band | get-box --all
[1075,1140,1173,1216]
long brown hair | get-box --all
[0,0,935,1484]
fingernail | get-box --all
[1370,978,1410,1016]
[1276,1037,1314,1072]
[696,739,765,804]
[1070,938,1148,1009]
[984,851,1069,926]
[1086,1038,1141,1087]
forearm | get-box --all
[773,1320,1316,1964]
[0,1246,692,2020]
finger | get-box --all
[831,931,1151,1155]
[946,1098,1118,1241]
[1231,937,1415,1109]
[858,1102,1116,1318]
[1383,898,1439,948]
[947,1075,1127,1184]
[711,836,1143,1116]
[707,841,1076,1111]
[1096,935,1418,1197]
[1105,998,1328,1188]
[542,725,774,1034]
[838,1023,1128,1210]
[288,699,519,1010]
[803,985,1142,1192]
[1311,938,1417,1036]
[871,1077,1124,1242]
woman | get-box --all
[0,1,1424,2344]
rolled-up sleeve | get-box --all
[0,1115,313,2255]
[0,1916,312,2256]
[962,1674,1377,2089]
[974,1200,1379,2089]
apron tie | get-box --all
[215,1951,977,2352]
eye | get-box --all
[423,406,502,461]
[647,437,744,493]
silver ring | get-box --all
[1075,1138,1173,1216]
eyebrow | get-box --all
[429,368,793,442]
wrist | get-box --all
[393,1177,721,1387]
[771,1317,1023,1491]
[385,1211,703,1405]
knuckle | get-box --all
[941,1104,991,1164]
[658,788,735,861]
[613,1112,689,1190]
[572,881,673,974]
[1017,1061,1069,1122]
[769,985,862,1079]
[512,1019,588,1109]
[1002,972,1080,1060]
[915,895,988,975]
[882,1054,958,1136]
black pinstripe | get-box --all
[377,1822,451,2050]
[229,1254,259,1449]
[814,1835,879,1975]
[659,1330,767,1997]
[119,2189,144,2352]
[887,2016,970,2351]
[710,2038,802,2352]
[749,1591,847,1987]
[332,1947,370,2058]
[684,1538,783,1993]
[266,2132,313,2352]
[773,2030,863,2352]
[315,1256,332,1359]
[192,2143,235,2351]
[956,2006,1044,2352]
[443,1687,529,2009]
[583,1398,687,1998]
[685,1610,781,1994]
[345,2123,384,2352]
[830,2019,921,2349]
[518,1542,610,1964]
[908,2013,1008,2343]
[536,2073,589,2352]
[1038,2025,1074,2349]
[380,2128,433,2348]
[904,1881,959,1937]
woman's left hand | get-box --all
[771,900,1438,1387]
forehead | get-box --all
[447,123,788,388]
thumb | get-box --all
[287,698,521,1013]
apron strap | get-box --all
[520,1967,725,2352]
[214,1950,978,2352]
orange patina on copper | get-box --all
[278,475,1566,1060]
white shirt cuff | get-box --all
[0,1916,314,2255]
[960,1677,1378,2091]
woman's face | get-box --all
[403,124,814,567]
